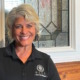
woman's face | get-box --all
[12,16,36,47]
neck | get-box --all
[15,44,32,52]
[15,44,32,63]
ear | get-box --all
[34,34,39,41]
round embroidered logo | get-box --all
[37,65,44,73]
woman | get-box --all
[0,4,60,80]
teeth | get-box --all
[20,36,30,40]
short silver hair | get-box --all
[6,4,40,40]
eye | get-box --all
[15,25,22,29]
[26,24,32,28]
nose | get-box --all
[21,26,28,34]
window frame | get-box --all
[37,0,75,53]
[0,0,75,53]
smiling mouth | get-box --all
[20,36,30,40]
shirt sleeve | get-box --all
[47,56,61,80]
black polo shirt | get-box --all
[0,41,60,80]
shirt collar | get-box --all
[5,41,18,59]
[5,41,42,61]
[28,44,42,61]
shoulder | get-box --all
[39,51,50,57]
[0,47,6,52]
[32,44,50,60]
[0,43,11,56]
[0,47,6,59]
[36,49,50,60]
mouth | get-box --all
[20,35,30,40]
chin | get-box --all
[20,42,32,47]
[15,39,33,47]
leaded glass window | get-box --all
[5,0,69,48]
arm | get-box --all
[47,57,61,80]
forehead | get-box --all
[14,16,34,24]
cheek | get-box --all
[12,29,19,38]
[31,27,36,35]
